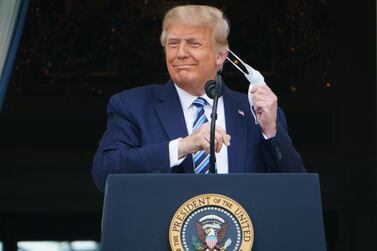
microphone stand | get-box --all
[209,74,222,174]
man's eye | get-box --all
[168,41,178,47]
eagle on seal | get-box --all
[195,221,229,250]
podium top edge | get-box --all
[108,173,319,178]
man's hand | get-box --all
[250,85,278,138]
[178,122,231,158]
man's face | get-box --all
[165,23,226,95]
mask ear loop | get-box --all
[226,49,259,125]
[250,105,259,125]
[226,56,247,75]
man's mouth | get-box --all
[174,64,195,69]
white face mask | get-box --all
[226,48,266,124]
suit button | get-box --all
[275,145,283,160]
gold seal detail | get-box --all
[169,193,254,251]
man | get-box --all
[92,5,306,192]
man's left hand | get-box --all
[250,85,278,138]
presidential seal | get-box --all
[169,194,254,251]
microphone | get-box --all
[205,75,223,99]
[204,74,223,174]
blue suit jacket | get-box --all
[92,81,305,191]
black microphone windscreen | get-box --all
[205,80,217,99]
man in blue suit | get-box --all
[92,5,305,192]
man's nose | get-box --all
[177,43,189,58]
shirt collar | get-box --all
[174,83,213,111]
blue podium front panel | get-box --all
[101,174,326,251]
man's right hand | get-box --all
[178,122,231,159]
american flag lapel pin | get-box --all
[238,109,245,116]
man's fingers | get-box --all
[252,86,277,100]
[214,133,223,153]
[198,136,210,154]
[203,131,224,153]
[215,127,231,147]
[202,141,211,154]
[250,84,270,93]
[183,123,232,156]
[215,126,231,144]
[194,124,231,153]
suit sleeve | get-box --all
[92,94,171,192]
[261,108,306,173]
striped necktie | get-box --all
[192,97,210,174]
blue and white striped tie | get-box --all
[192,97,210,174]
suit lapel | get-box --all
[223,86,249,173]
[154,81,194,173]
[155,81,188,140]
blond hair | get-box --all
[160,5,229,52]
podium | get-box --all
[100,174,326,251]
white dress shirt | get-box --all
[168,84,229,174]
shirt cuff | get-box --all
[261,130,277,140]
[169,138,186,167]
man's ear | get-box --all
[215,49,228,67]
